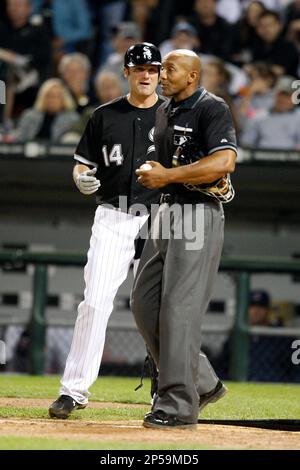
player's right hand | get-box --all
[75,168,101,195]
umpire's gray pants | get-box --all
[131,201,224,424]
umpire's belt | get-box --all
[160,193,214,205]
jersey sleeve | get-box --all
[202,101,237,156]
[74,112,101,167]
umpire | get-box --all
[131,50,237,429]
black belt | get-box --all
[160,193,214,205]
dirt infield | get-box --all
[0,398,300,449]
[0,397,144,410]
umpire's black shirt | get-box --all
[154,87,237,199]
[74,95,164,209]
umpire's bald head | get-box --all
[160,49,201,101]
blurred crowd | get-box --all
[1,0,300,149]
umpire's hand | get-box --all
[136,161,169,189]
[75,168,101,195]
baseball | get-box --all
[140,163,152,171]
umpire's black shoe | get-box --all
[199,380,227,412]
[143,411,197,430]
[49,395,86,419]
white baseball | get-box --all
[140,163,152,171]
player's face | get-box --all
[125,65,159,97]
[160,57,190,99]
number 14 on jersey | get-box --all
[102,144,124,167]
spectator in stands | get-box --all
[285,0,300,23]
[285,0,300,52]
[189,0,234,60]
[32,0,93,71]
[94,70,123,104]
[4,78,79,143]
[216,290,300,383]
[0,0,51,118]
[241,75,300,149]
[231,1,266,65]
[216,0,242,24]
[129,0,175,47]
[248,290,273,325]
[67,70,123,139]
[201,58,241,132]
[88,0,128,66]
[100,22,142,94]
[235,62,276,130]
[12,328,31,373]
[33,0,92,54]
[2,324,28,373]
[159,21,200,58]
[58,53,92,114]
[201,58,231,96]
[2,324,74,375]
[130,0,159,39]
[251,10,299,77]
[260,0,291,12]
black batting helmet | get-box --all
[124,42,161,68]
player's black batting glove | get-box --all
[75,168,101,195]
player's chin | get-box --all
[138,85,156,96]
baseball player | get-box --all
[131,49,237,429]
[49,43,164,419]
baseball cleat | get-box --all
[199,380,227,412]
[143,411,197,430]
[48,395,87,419]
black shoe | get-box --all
[49,395,87,419]
[199,380,227,412]
[143,411,197,430]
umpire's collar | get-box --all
[163,87,207,116]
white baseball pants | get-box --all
[60,206,148,404]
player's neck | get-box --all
[127,92,158,109]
